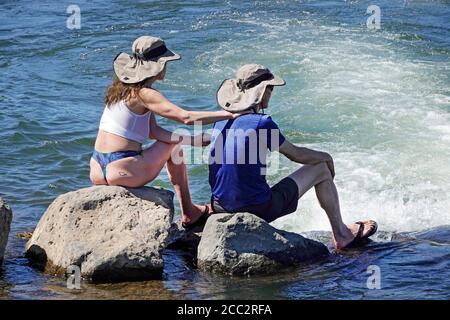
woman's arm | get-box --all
[139,88,240,125]
[149,113,210,147]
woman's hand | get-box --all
[191,132,211,147]
[229,110,252,119]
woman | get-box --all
[90,36,243,229]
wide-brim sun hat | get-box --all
[217,64,285,113]
[113,36,181,84]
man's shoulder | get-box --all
[214,114,279,129]
[258,114,280,128]
[229,113,259,127]
[236,113,271,123]
[213,118,231,131]
[231,113,280,130]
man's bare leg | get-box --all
[288,162,376,249]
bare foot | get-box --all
[206,203,214,215]
[182,204,208,225]
[333,220,378,250]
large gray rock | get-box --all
[0,198,13,264]
[25,186,174,282]
[198,213,329,275]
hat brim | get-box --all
[113,49,181,84]
[216,75,285,112]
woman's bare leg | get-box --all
[91,141,205,223]
[104,141,173,187]
[287,162,376,249]
[166,144,206,224]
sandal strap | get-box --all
[354,221,365,240]
[182,205,210,230]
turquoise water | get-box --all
[0,0,449,299]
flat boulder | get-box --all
[25,186,174,282]
[198,213,329,275]
[0,198,13,265]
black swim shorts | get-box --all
[212,177,299,223]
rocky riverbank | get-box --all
[24,186,329,283]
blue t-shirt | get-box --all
[208,113,286,211]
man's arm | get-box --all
[279,139,335,178]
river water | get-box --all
[0,0,449,299]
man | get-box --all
[208,64,377,250]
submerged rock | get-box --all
[25,186,174,282]
[0,198,13,264]
[197,213,329,275]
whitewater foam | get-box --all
[189,9,450,233]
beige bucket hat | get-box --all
[113,36,181,84]
[217,64,285,112]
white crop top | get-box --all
[99,100,151,144]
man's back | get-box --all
[208,113,285,211]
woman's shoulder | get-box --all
[139,87,166,104]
